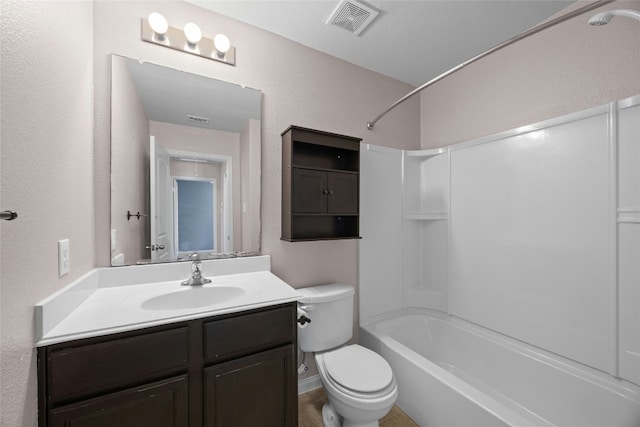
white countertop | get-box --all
[35,256,302,346]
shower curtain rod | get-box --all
[366,0,615,131]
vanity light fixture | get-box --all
[184,22,202,46]
[141,13,236,66]
[213,33,230,58]
[148,12,168,40]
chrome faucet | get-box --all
[181,254,212,286]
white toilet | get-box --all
[297,284,398,427]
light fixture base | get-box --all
[141,19,236,66]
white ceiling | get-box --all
[123,56,261,133]
[186,0,575,87]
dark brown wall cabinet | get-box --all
[282,125,361,241]
[38,303,297,427]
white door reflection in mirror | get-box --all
[175,179,216,255]
[150,136,172,262]
[158,145,233,262]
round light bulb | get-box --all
[213,33,230,54]
[184,22,202,45]
[148,12,168,36]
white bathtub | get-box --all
[359,309,640,427]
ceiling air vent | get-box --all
[186,115,210,124]
[327,0,379,36]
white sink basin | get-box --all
[141,286,246,311]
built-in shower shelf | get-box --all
[618,209,640,224]
[405,148,448,158]
[405,211,448,221]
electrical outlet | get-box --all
[58,239,70,276]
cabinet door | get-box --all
[292,168,327,212]
[328,172,358,213]
[203,305,295,364]
[48,375,188,427]
[204,345,296,427]
[46,327,189,404]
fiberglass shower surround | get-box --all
[359,94,640,426]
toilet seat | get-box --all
[318,345,396,399]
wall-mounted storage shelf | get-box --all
[281,126,362,242]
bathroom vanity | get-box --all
[35,256,300,427]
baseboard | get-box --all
[298,374,322,395]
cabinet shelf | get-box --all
[292,165,359,175]
[282,126,361,242]
[292,213,358,217]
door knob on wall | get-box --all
[1,210,18,221]
[145,244,165,251]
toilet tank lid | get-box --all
[298,284,354,303]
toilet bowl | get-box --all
[297,284,398,427]
[315,345,398,427]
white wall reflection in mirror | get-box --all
[110,55,262,266]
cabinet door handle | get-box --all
[328,190,334,195]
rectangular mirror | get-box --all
[110,55,261,266]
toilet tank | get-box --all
[298,284,355,352]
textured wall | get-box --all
[0,1,95,425]
[0,1,418,425]
[420,0,640,148]
[92,2,421,283]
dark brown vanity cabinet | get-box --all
[48,376,189,427]
[282,125,361,241]
[38,303,297,427]
[204,346,293,426]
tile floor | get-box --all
[298,388,419,427]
